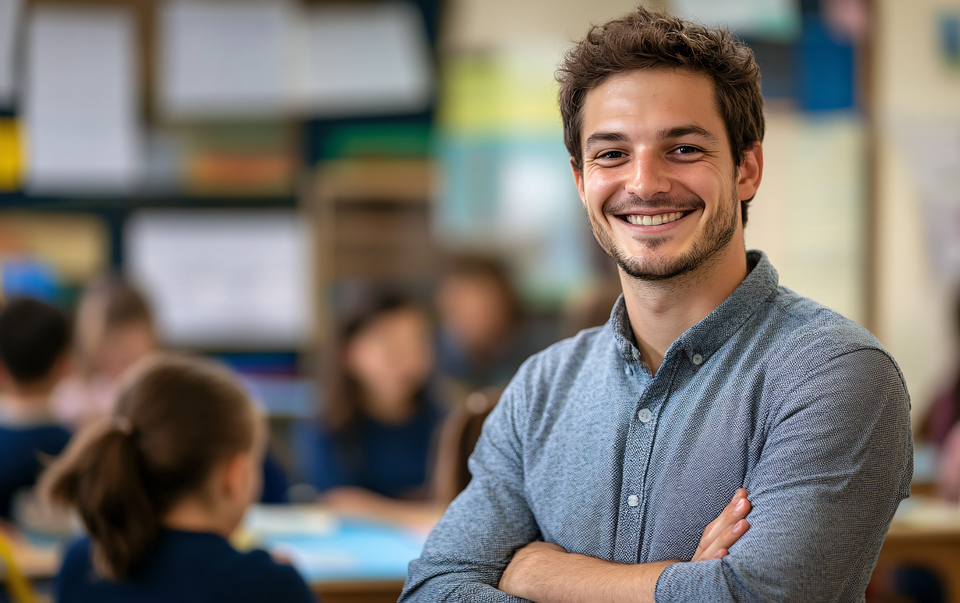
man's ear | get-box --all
[571,157,587,209]
[737,142,763,202]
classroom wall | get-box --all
[441,0,666,52]
[875,0,960,419]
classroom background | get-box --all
[1,0,960,601]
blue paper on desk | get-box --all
[262,520,426,582]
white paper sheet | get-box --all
[125,210,314,349]
[243,505,337,537]
[0,0,22,107]
[158,0,292,119]
[23,5,140,193]
[294,1,433,117]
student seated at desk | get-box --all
[51,274,157,430]
[0,297,72,521]
[51,274,291,504]
[298,291,444,521]
[41,354,316,603]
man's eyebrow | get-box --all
[583,131,630,151]
[657,125,720,144]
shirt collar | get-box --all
[609,250,779,368]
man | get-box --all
[401,7,912,602]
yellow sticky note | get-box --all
[0,119,25,191]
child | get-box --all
[52,274,290,503]
[299,290,444,519]
[434,255,543,393]
[41,355,315,602]
[51,275,157,429]
[0,297,72,521]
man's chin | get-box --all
[618,260,690,282]
[613,249,701,282]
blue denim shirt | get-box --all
[401,251,913,603]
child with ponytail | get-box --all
[41,354,316,603]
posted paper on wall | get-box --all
[125,210,314,349]
[295,1,433,117]
[157,0,293,119]
[23,5,140,193]
[0,0,23,108]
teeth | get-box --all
[625,212,683,226]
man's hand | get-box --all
[692,488,751,561]
[497,489,751,603]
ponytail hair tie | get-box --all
[114,417,135,437]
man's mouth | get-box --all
[620,210,691,226]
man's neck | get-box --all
[621,246,749,375]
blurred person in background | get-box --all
[51,273,290,504]
[51,274,157,430]
[0,297,72,522]
[918,294,960,501]
[42,354,316,603]
[297,289,445,525]
[561,276,623,339]
[919,295,960,448]
[435,254,544,396]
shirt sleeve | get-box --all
[655,347,913,603]
[399,375,541,602]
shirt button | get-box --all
[692,353,704,365]
[627,495,639,507]
[637,408,653,423]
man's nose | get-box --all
[624,151,671,200]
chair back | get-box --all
[432,387,502,505]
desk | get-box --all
[1,505,425,603]
[245,507,426,603]
[874,497,960,603]
[12,500,960,603]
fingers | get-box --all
[693,518,750,562]
[704,519,750,560]
[697,489,749,549]
[692,489,752,562]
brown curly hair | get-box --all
[557,6,764,223]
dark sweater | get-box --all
[56,530,317,603]
[0,422,71,519]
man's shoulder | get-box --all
[761,285,900,377]
[515,323,618,381]
[497,324,620,414]
[768,286,877,344]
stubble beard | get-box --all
[588,186,740,282]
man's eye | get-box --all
[674,145,701,155]
[597,150,626,160]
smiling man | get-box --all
[400,7,912,603]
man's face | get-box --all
[573,68,760,282]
